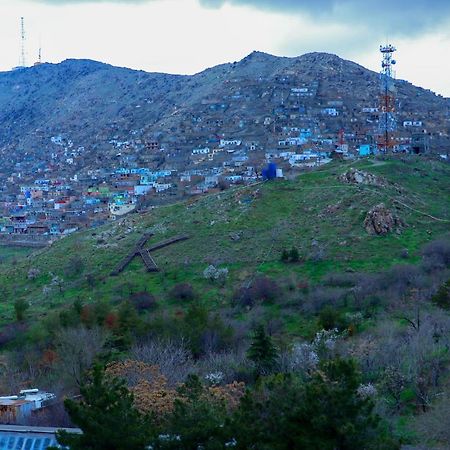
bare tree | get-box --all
[55,326,109,388]
[131,338,193,385]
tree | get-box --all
[247,325,278,375]
[14,298,29,322]
[154,375,231,449]
[289,246,300,263]
[55,326,109,387]
[53,365,153,450]
[280,249,290,262]
[432,279,450,309]
[233,358,399,450]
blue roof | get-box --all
[0,434,60,449]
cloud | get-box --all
[27,0,450,36]
[200,0,450,35]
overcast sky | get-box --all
[0,0,449,96]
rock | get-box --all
[364,203,406,235]
[229,232,242,241]
[338,168,386,187]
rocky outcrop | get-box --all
[364,203,406,235]
[339,169,386,187]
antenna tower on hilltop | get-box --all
[19,17,27,68]
[378,44,397,152]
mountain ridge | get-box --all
[0,51,448,177]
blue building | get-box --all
[359,144,377,157]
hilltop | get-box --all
[0,51,449,176]
[0,155,448,330]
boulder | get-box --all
[364,203,406,235]
[339,168,386,187]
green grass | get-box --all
[0,156,449,325]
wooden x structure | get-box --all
[110,233,189,276]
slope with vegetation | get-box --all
[0,155,449,448]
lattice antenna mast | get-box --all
[378,44,397,152]
[19,17,27,67]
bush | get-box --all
[170,283,195,302]
[422,240,450,271]
[233,277,279,308]
[318,306,345,331]
[64,256,85,277]
[432,279,450,309]
[252,277,279,302]
[0,323,26,347]
[130,291,157,313]
[280,246,301,263]
[289,246,300,262]
[203,265,229,285]
[14,299,29,322]
[280,249,289,262]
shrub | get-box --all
[0,323,26,347]
[170,283,195,302]
[64,256,85,277]
[130,291,157,313]
[14,298,29,322]
[289,246,300,262]
[422,239,450,268]
[280,247,301,263]
[27,268,40,280]
[251,277,279,302]
[233,277,279,308]
[318,306,345,331]
[203,265,229,285]
[280,249,289,262]
[432,279,450,309]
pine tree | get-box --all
[54,365,153,450]
[432,279,450,309]
[247,325,278,375]
[281,249,290,262]
[289,246,300,263]
[14,298,29,322]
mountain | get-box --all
[0,51,448,176]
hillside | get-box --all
[0,51,449,177]
[0,155,448,329]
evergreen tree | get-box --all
[53,365,153,450]
[232,358,399,450]
[432,279,450,309]
[14,298,29,322]
[154,375,231,449]
[289,246,300,263]
[247,325,278,375]
[280,249,290,262]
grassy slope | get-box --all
[0,156,449,328]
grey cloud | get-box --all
[200,0,450,35]
[28,0,450,35]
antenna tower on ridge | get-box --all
[19,17,27,68]
[377,44,397,152]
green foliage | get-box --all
[318,306,345,331]
[54,365,153,450]
[289,246,300,263]
[280,246,300,263]
[155,375,231,449]
[113,300,140,350]
[232,358,400,450]
[432,279,450,309]
[182,302,233,357]
[14,298,29,322]
[247,325,278,375]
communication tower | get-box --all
[378,44,397,152]
[19,17,27,68]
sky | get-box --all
[0,0,449,96]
